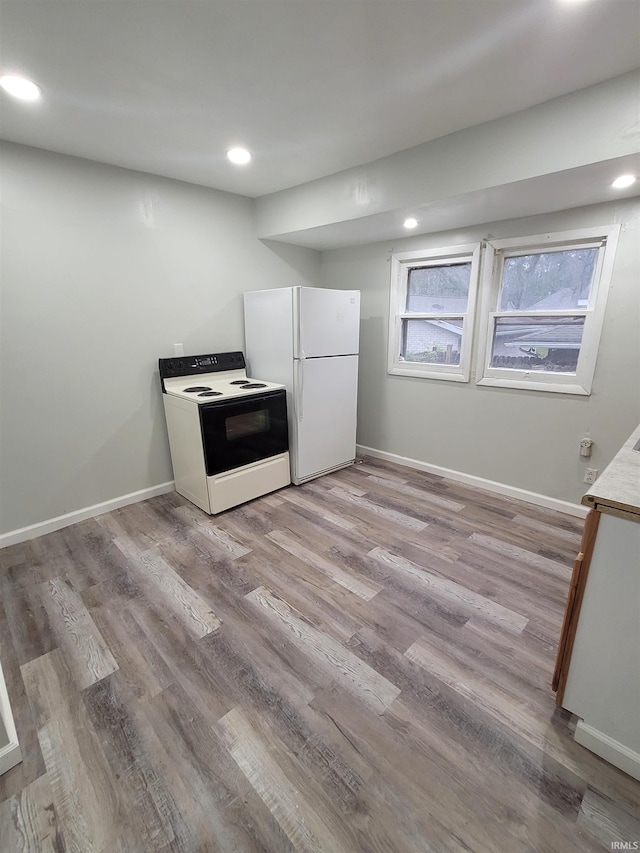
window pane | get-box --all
[401,318,463,365]
[499,248,597,311]
[406,263,471,313]
[490,315,585,372]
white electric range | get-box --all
[159,351,290,514]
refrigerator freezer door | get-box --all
[293,354,358,484]
[296,288,360,358]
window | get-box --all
[388,243,481,382]
[477,225,620,395]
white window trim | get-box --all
[475,225,620,396]
[388,243,481,382]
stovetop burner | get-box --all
[159,352,285,404]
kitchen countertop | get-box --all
[582,424,640,518]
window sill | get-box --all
[389,366,469,383]
[476,376,590,395]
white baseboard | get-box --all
[0,482,175,549]
[356,444,587,519]
[575,720,640,781]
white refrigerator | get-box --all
[244,286,360,485]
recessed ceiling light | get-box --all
[227,147,251,165]
[403,217,418,229]
[0,74,41,101]
[611,174,637,189]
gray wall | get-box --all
[0,142,320,536]
[320,199,640,505]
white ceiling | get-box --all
[1,0,639,199]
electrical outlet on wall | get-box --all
[584,468,598,485]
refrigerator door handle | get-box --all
[296,288,306,359]
[296,359,304,421]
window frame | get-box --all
[387,242,481,383]
[476,225,620,395]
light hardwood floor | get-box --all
[1,457,639,852]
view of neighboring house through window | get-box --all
[388,243,481,382]
[477,225,620,395]
[490,248,596,372]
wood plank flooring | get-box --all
[1,456,639,852]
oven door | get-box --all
[200,390,289,476]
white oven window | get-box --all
[225,410,269,441]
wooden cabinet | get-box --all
[552,508,600,705]
[553,508,640,781]
[554,425,640,780]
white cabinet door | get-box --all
[296,288,360,358]
[293,355,358,483]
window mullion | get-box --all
[490,310,589,319]
[399,313,468,320]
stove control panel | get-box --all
[159,351,246,379]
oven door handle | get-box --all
[296,358,304,421]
